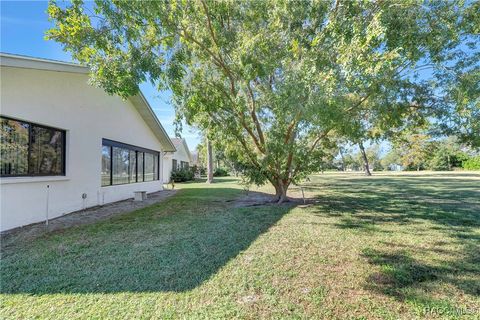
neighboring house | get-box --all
[388,163,404,171]
[0,53,176,232]
[162,138,193,183]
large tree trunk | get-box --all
[206,138,214,183]
[272,179,290,203]
[359,142,372,176]
[273,184,282,202]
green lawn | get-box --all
[1,173,479,319]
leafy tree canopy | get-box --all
[47,0,479,201]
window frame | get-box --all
[143,151,155,182]
[101,145,112,187]
[101,138,160,187]
[0,115,66,177]
[111,146,131,186]
[181,161,189,169]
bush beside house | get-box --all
[170,168,195,182]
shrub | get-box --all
[372,162,384,171]
[429,153,450,171]
[428,149,468,171]
[170,168,194,182]
[190,165,200,177]
[191,165,206,176]
[463,156,480,170]
[213,167,229,177]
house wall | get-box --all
[0,66,165,232]
[175,143,192,165]
[162,143,191,183]
[162,154,173,183]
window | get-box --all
[112,147,129,185]
[0,118,29,175]
[153,154,158,180]
[172,159,177,170]
[101,139,159,186]
[0,116,65,177]
[30,126,64,175]
[138,152,144,182]
[101,146,111,186]
[129,150,136,183]
[180,161,189,169]
[144,152,154,182]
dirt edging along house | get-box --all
[0,53,176,232]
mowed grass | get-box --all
[1,173,479,319]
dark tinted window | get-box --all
[138,152,144,182]
[101,139,158,186]
[144,152,154,182]
[129,150,137,183]
[112,147,129,185]
[180,161,189,169]
[29,125,64,175]
[153,153,158,180]
[0,118,29,175]
[0,116,65,177]
[101,145,111,186]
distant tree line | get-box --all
[331,134,479,173]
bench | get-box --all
[134,191,147,201]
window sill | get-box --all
[101,180,160,187]
[0,176,70,185]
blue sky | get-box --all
[0,0,201,150]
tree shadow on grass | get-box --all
[361,247,480,298]
[306,174,480,299]
[0,187,291,294]
[333,217,389,233]
[362,248,439,296]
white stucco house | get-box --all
[0,53,176,232]
[162,138,193,183]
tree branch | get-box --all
[238,112,266,154]
[207,111,261,169]
[309,129,332,154]
[200,0,219,48]
[204,80,265,154]
[290,128,332,182]
[246,81,266,146]
[284,126,297,180]
[346,93,370,113]
[180,28,236,95]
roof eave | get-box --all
[131,93,177,152]
[0,52,176,152]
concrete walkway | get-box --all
[1,189,177,247]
